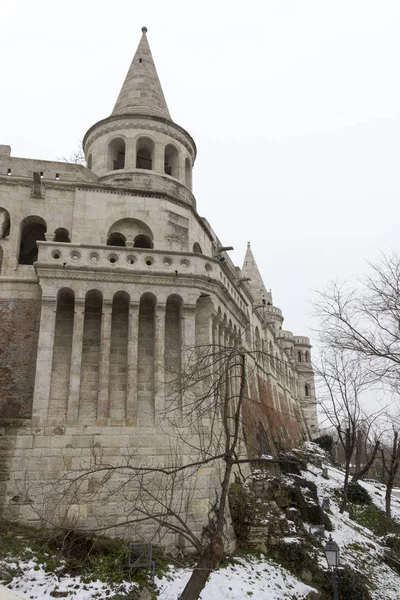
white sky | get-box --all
[2,0,400,344]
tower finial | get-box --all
[142,26,148,33]
[247,241,251,248]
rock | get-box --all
[0,568,13,580]
[137,588,153,600]
[305,592,322,600]
[300,569,313,583]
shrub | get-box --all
[229,483,257,544]
[347,483,372,505]
[313,434,334,454]
[350,504,387,536]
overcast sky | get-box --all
[2,0,400,345]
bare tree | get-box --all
[316,348,383,512]
[315,253,400,385]
[58,139,86,166]
[31,339,300,600]
[380,423,400,528]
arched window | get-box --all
[0,245,3,275]
[305,351,310,363]
[133,234,153,249]
[305,384,310,397]
[297,350,302,362]
[136,137,154,170]
[185,157,192,189]
[0,208,11,239]
[257,422,270,456]
[193,242,202,254]
[54,228,70,243]
[108,137,126,171]
[107,232,126,247]
[164,144,179,178]
[87,154,93,170]
[18,216,47,265]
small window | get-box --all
[305,384,310,397]
[54,228,70,243]
[164,144,179,178]
[107,232,126,247]
[136,137,154,170]
[297,350,302,362]
[87,154,92,170]
[108,138,126,171]
[185,157,192,189]
[193,242,202,254]
[305,351,310,363]
[133,234,153,249]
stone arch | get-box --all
[79,290,103,422]
[49,288,75,421]
[256,422,271,457]
[107,218,153,248]
[136,136,155,170]
[192,242,202,254]
[0,207,10,238]
[107,232,126,247]
[54,227,70,243]
[185,157,192,189]
[164,143,179,178]
[305,384,310,397]
[165,294,183,398]
[138,292,156,425]
[18,215,47,265]
[108,137,126,171]
[195,295,214,347]
[297,350,302,363]
[109,291,130,421]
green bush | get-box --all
[350,504,387,536]
[347,483,372,505]
[337,566,372,600]
[313,434,334,454]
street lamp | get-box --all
[324,534,340,600]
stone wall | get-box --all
[0,298,41,419]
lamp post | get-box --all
[324,534,340,600]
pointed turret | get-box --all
[112,27,171,120]
[242,242,273,305]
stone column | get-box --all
[97,300,113,424]
[67,298,85,423]
[126,301,140,425]
[125,138,136,170]
[154,303,166,419]
[31,295,57,424]
[154,142,164,174]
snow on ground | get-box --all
[2,557,137,600]
[156,556,317,600]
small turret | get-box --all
[83,28,196,204]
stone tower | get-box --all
[0,29,318,538]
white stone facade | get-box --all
[0,29,318,544]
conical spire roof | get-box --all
[242,242,272,305]
[112,27,171,120]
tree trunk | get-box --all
[385,474,394,530]
[340,459,351,513]
[178,546,220,600]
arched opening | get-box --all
[107,232,126,247]
[87,154,93,170]
[305,351,310,363]
[133,234,153,249]
[49,288,74,421]
[0,208,10,238]
[54,228,70,243]
[165,295,183,402]
[195,295,214,347]
[255,327,261,357]
[269,341,274,369]
[138,293,156,426]
[192,242,202,254]
[0,245,3,275]
[297,350,302,363]
[109,291,129,421]
[18,216,47,265]
[108,137,126,171]
[136,137,154,170]
[185,157,192,189]
[164,144,179,178]
[257,422,271,457]
[79,290,103,422]
[305,384,310,397]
